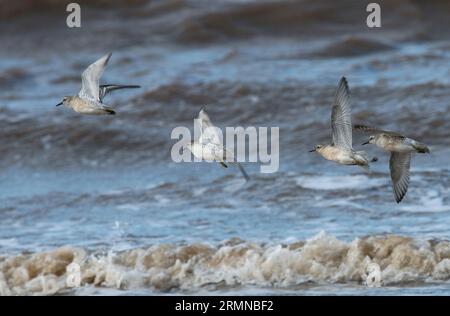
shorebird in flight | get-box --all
[356,124,430,203]
[56,53,140,115]
[310,77,376,171]
[185,108,250,181]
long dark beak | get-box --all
[56,101,63,107]
[361,141,370,145]
[309,149,316,152]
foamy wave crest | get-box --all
[1,232,450,295]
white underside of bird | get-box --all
[185,108,249,181]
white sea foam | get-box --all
[1,232,450,295]
[400,189,450,213]
[296,175,386,190]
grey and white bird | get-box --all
[310,77,376,171]
[356,124,430,203]
[56,53,140,115]
[185,108,250,181]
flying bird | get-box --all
[185,108,250,181]
[356,124,430,203]
[310,77,376,171]
[56,53,140,115]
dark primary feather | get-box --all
[236,163,250,182]
[99,84,141,102]
[227,160,250,182]
[412,142,430,154]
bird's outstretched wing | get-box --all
[196,108,222,146]
[389,152,412,203]
[99,84,141,102]
[354,124,402,136]
[331,77,353,150]
[79,53,112,102]
[235,163,250,181]
[223,148,250,181]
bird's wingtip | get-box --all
[395,193,405,203]
[337,76,349,93]
[103,53,112,63]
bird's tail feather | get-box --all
[101,105,116,115]
[356,151,377,163]
[355,151,371,173]
[99,84,141,102]
[413,142,430,154]
[357,163,370,173]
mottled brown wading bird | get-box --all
[355,124,430,203]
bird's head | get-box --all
[309,144,324,153]
[56,96,73,107]
[362,135,376,145]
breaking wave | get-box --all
[2,232,450,295]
